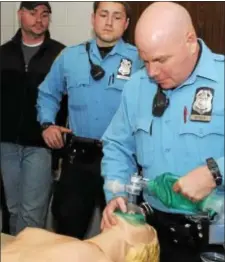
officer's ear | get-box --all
[124,17,130,31]
[186,32,198,55]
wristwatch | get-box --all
[41,122,53,132]
[206,157,223,186]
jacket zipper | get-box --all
[16,65,28,143]
[16,48,44,143]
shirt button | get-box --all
[165,148,171,153]
[165,120,170,124]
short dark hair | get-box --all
[93,1,132,19]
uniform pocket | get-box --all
[133,118,154,167]
[68,76,90,109]
[106,77,127,91]
[76,76,90,88]
[179,114,224,163]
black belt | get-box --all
[146,206,210,249]
[65,133,102,150]
[64,134,103,164]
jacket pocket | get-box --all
[133,118,154,168]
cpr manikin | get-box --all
[1,212,159,262]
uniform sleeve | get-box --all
[101,88,137,203]
[36,51,67,124]
[216,156,224,186]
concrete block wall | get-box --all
[1,2,94,45]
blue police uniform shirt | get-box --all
[102,39,224,212]
[37,39,143,139]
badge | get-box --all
[116,58,132,80]
[190,87,214,122]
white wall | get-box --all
[1,2,94,45]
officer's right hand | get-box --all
[101,196,127,230]
[42,125,72,149]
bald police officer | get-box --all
[101,2,224,262]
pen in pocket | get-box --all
[112,73,114,84]
[108,75,112,86]
[108,74,115,86]
[183,106,188,123]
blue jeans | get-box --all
[0,143,52,235]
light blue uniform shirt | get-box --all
[102,39,224,212]
[37,39,143,139]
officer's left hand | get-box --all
[173,165,216,202]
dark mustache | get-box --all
[32,23,44,27]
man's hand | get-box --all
[42,125,72,149]
[173,165,216,202]
[101,197,127,230]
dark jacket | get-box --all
[1,29,67,147]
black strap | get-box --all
[147,208,209,249]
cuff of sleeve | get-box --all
[216,157,224,186]
[105,192,128,204]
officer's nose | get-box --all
[147,63,160,78]
[106,15,113,26]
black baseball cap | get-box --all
[19,1,52,13]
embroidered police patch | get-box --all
[190,87,214,122]
[116,58,132,80]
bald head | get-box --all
[134,2,200,89]
[135,2,196,51]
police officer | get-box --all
[101,2,224,262]
[37,2,143,239]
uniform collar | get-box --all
[140,39,219,83]
[194,38,219,82]
[108,38,127,56]
[89,38,128,59]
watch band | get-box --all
[41,122,53,132]
[206,157,222,186]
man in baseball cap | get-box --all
[1,1,66,235]
[19,1,52,13]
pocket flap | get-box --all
[180,115,224,137]
[134,118,152,133]
[76,76,90,86]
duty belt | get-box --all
[64,134,103,164]
[143,205,210,249]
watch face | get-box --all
[215,176,223,186]
[206,158,222,186]
[41,123,52,131]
